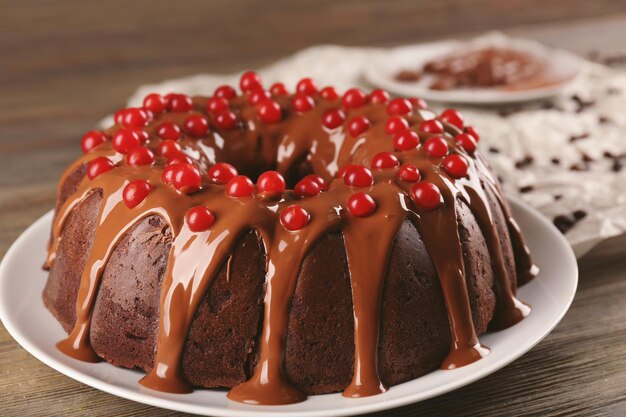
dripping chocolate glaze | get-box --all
[46,90,537,405]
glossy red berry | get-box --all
[183,115,209,137]
[337,164,358,179]
[347,192,376,217]
[320,86,339,100]
[291,94,315,113]
[270,82,288,96]
[280,205,310,231]
[302,174,327,190]
[424,136,449,158]
[207,162,238,184]
[112,128,141,154]
[166,93,193,112]
[343,165,374,187]
[157,140,182,158]
[440,108,464,129]
[127,146,155,166]
[214,85,237,100]
[120,108,149,128]
[409,97,427,109]
[387,98,412,116]
[465,126,480,142]
[206,97,229,115]
[419,119,444,134]
[186,206,215,232]
[443,154,469,178]
[87,157,115,179]
[257,170,286,195]
[257,100,282,123]
[214,111,238,130]
[156,121,181,140]
[347,116,371,137]
[296,78,317,96]
[342,88,367,109]
[123,180,152,208]
[294,177,321,197]
[161,165,176,184]
[226,175,255,197]
[369,89,390,104]
[322,108,346,129]
[114,109,126,125]
[167,154,193,166]
[143,93,167,114]
[454,133,477,153]
[249,89,270,105]
[240,70,262,93]
[410,182,442,210]
[385,116,409,134]
[398,164,420,182]
[372,152,400,170]
[393,130,420,151]
[172,163,202,194]
[81,130,107,153]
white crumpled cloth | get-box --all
[115,41,626,258]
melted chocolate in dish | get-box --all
[43,73,537,405]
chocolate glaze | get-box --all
[45,86,537,405]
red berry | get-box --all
[296,78,317,95]
[342,88,367,109]
[320,86,339,100]
[322,108,345,129]
[226,175,255,197]
[120,108,149,128]
[87,157,115,179]
[127,146,155,166]
[409,97,427,109]
[184,115,209,137]
[465,126,480,142]
[369,89,390,104]
[398,164,420,182]
[270,82,288,96]
[393,130,420,151]
[207,162,238,184]
[167,154,193,166]
[257,100,282,123]
[157,121,181,140]
[240,70,262,93]
[112,128,141,154]
[249,89,270,105]
[166,93,193,112]
[157,140,181,158]
[440,108,464,129]
[419,119,444,134]
[214,111,238,130]
[443,154,469,178]
[123,180,152,208]
[387,98,412,116]
[347,116,371,137]
[337,164,358,179]
[161,166,176,184]
[424,136,449,158]
[294,177,321,197]
[114,109,126,125]
[291,94,315,113]
[302,174,327,190]
[81,130,107,153]
[214,85,237,100]
[343,165,374,187]
[280,205,310,231]
[143,93,167,114]
[186,206,215,232]
[454,133,477,153]
[372,152,400,170]
[410,182,442,210]
[347,192,376,217]
[206,97,229,115]
[385,116,409,134]
[172,163,202,194]
[257,170,286,195]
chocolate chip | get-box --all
[581,152,594,163]
[488,147,500,154]
[603,151,616,159]
[519,185,534,193]
[554,194,563,200]
[569,133,590,143]
[573,210,587,220]
[551,157,561,165]
[515,155,534,169]
[612,159,623,172]
[570,162,590,172]
[598,115,611,124]
[571,94,595,112]
[554,214,576,234]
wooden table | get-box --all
[1,2,626,415]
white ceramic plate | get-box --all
[364,35,585,105]
[0,197,577,417]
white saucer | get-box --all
[0,197,577,417]
[364,35,585,105]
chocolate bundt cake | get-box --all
[43,72,537,405]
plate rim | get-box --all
[0,197,578,417]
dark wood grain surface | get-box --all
[1,2,626,416]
